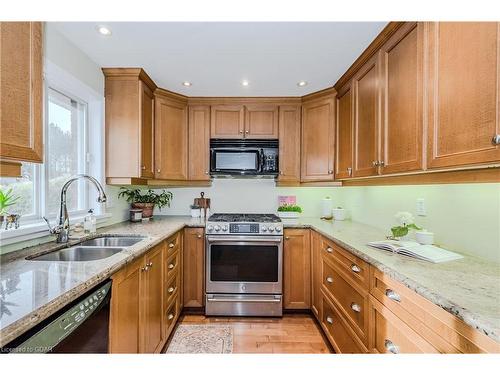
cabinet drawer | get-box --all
[370,267,500,353]
[165,271,180,307]
[321,291,367,353]
[320,236,369,289]
[322,259,369,344]
[165,249,180,281]
[369,296,438,353]
[165,231,181,255]
[164,296,180,338]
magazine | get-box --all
[367,240,464,263]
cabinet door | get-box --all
[155,96,188,180]
[140,82,155,179]
[109,257,143,353]
[141,243,164,353]
[335,84,354,179]
[301,97,335,181]
[0,22,43,163]
[427,22,500,168]
[188,106,210,180]
[283,229,311,309]
[353,54,380,177]
[244,104,279,138]
[380,22,424,174]
[183,228,205,308]
[278,105,301,182]
[210,105,245,138]
[310,231,322,319]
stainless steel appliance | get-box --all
[1,280,111,353]
[205,213,283,316]
[209,139,278,177]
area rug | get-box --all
[166,324,233,354]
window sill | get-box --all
[0,213,113,246]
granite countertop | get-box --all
[1,215,499,347]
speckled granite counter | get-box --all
[1,216,499,347]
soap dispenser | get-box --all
[84,209,96,234]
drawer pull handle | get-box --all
[141,266,149,272]
[326,316,334,325]
[384,339,399,354]
[147,262,153,268]
[167,313,175,320]
[168,263,175,269]
[350,303,361,313]
[351,264,361,273]
[385,289,401,302]
[197,234,202,239]
[168,287,175,294]
[169,243,175,248]
[326,277,333,284]
[326,247,333,253]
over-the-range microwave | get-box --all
[209,139,279,177]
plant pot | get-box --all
[132,203,155,218]
[277,212,301,219]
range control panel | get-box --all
[206,222,283,235]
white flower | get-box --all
[394,211,414,226]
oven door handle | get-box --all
[207,296,282,303]
[206,236,282,243]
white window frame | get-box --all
[0,61,109,246]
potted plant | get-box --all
[0,188,20,224]
[390,211,422,240]
[118,188,173,218]
[277,204,302,219]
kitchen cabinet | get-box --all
[0,22,43,167]
[301,96,336,181]
[211,105,245,138]
[103,68,157,182]
[335,83,354,179]
[427,22,500,169]
[379,22,424,174]
[310,231,322,319]
[188,106,211,180]
[183,227,205,308]
[278,105,301,182]
[283,229,311,309]
[155,90,188,180]
[353,54,380,178]
[244,104,279,138]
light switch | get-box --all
[416,198,426,216]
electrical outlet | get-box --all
[416,198,426,216]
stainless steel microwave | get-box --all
[209,139,279,177]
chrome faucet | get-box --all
[44,174,107,243]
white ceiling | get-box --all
[50,22,387,97]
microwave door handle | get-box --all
[258,149,265,172]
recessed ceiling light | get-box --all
[182,81,192,87]
[96,25,112,36]
[297,80,308,87]
[242,80,249,87]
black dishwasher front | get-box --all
[1,280,112,354]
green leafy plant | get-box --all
[277,204,302,213]
[118,188,173,210]
[0,188,20,216]
[390,211,421,238]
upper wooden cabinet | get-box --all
[188,106,211,180]
[278,105,301,182]
[353,54,380,178]
[0,22,43,165]
[283,229,311,309]
[380,22,424,174]
[427,22,500,168]
[335,83,354,179]
[210,104,278,139]
[155,90,188,180]
[301,96,335,181]
[103,68,157,181]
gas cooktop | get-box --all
[206,213,282,235]
[207,213,281,223]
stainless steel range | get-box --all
[205,213,283,317]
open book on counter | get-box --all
[367,240,464,263]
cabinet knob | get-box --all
[279,171,283,175]
[197,234,202,239]
[351,264,361,273]
[245,130,249,134]
[285,236,290,240]
[350,303,361,313]
[372,160,379,167]
[168,287,175,294]
[326,276,333,284]
[385,289,401,302]
[325,247,333,254]
[141,265,149,272]
[326,316,334,325]
[328,170,333,174]
[384,339,399,354]
[141,165,146,170]
[492,134,500,145]
[157,169,161,173]
[147,262,153,268]
[379,160,385,167]
[205,171,209,175]
[169,243,175,248]
[167,313,174,320]
[239,130,243,134]
[347,167,352,176]
[168,263,175,269]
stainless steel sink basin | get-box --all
[29,246,124,262]
[79,236,144,247]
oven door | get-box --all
[206,235,282,294]
[210,149,261,175]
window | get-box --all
[0,62,104,237]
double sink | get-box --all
[28,236,146,262]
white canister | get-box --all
[321,197,333,219]
[332,208,347,221]
[191,208,201,218]
[415,230,434,245]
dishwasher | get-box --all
[2,280,112,354]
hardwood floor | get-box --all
[170,313,333,354]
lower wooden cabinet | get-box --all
[283,229,311,309]
[183,227,205,308]
[310,230,322,319]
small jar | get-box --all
[130,209,143,222]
